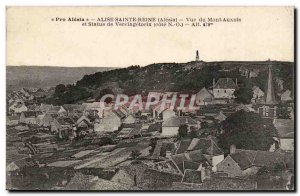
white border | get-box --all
[1,0,298,195]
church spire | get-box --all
[265,65,277,105]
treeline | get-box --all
[46,61,294,105]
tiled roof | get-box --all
[22,111,42,118]
[179,138,224,156]
[214,78,237,89]
[171,150,206,174]
[112,110,126,119]
[197,87,213,97]
[62,104,81,112]
[183,161,200,171]
[152,160,181,175]
[162,116,197,127]
[148,123,162,132]
[182,169,202,184]
[7,158,37,172]
[176,139,192,154]
[230,151,254,170]
[231,149,294,170]
[56,117,75,125]
[7,115,20,121]
[273,119,294,138]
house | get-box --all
[213,111,227,122]
[123,114,136,124]
[213,78,237,100]
[82,102,112,118]
[19,88,31,98]
[239,66,259,78]
[94,110,125,133]
[173,176,257,190]
[47,106,66,115]
[151,139,176,159]
[13,103,28,114]
[170,150,207,175]
[9,101,28,115]
[36,114,53,127]
[161,116,198,137]
[37,104,52,113]
[117,124,142,139]
[76,115,92,128]
[162,109,176,121]
[7,115,20,126]
[19,111,42,124]
[235,104,255,112]
[251,86,265,103]
[32,88,47,98]
[112,162,182,189]
[216,149,294,178]
[145,123,162,136]
[65,172,133,190]
[181,169,205,184]
[195,87,214,106]
[280,90,293,103]
[110,163,148,187]
[7,158,37,173]
[140,168,182,189]
[62,104,81,114]
[51,117,76,139]
[273,119,294,151]
[50,118,62,133]
[174,137,224,170]
[150,160,182,175]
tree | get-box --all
[273,162,285,173]
[189,129,198,138]
[54,84,66,95]
[219,110,278,153]
[234,85,253,104]
[257,166,270,176]
[97,88,114,103]
[178,124,188,138]
[276,103,291,119]
[149,138,158,154]
[201,121,209,129]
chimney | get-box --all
[235,78,237,86]
[230,144,236,154]
[213,78,215,88]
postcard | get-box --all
[6,6,294,191]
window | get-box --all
[265,111,269,117]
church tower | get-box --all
[265,65,277,104]
[257,64,278,118]
[196,50,199,61]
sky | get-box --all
[6,6,294,67]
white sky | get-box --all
[6,6,294,67]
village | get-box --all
[6,58,295,190]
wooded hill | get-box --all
[46,60,294,105]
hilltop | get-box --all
[45,60,294,105]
